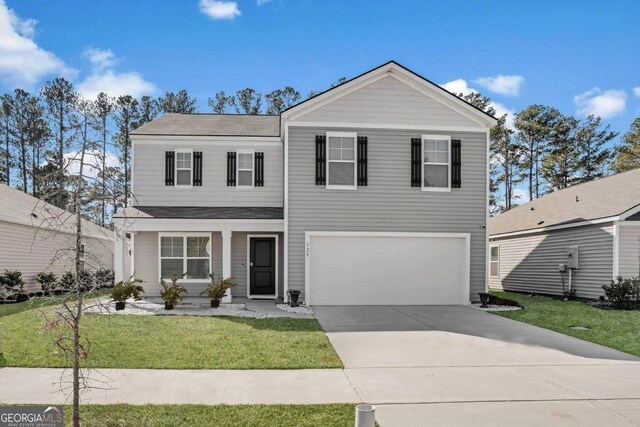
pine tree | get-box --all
[157,90,197,113]
[265,87,301,115]
[613,117,640,173]
[1,94,13,185]
[208,91,235,114]
[540,115,579,191]
[575,115,617,182]
[93,93,114,226]
[234,88,262,114]
[114,95,139,208]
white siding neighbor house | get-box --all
[0,184,114,293]
[113,61,497,305]
[489,168,640,299]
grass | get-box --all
[491,290,640,357]
[0,296,342,369]
[0,289,111,317]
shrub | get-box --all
[60,271,75,291]
[602,276,640,309]
[160,273,188,308]
[111,276,145,303]
[77,270,94,291]
[94,268,115,289]
[0,270,25,294]
[36,272,58,293]
[200,273,236,301]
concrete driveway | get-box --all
[314,305,640,427]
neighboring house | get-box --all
[0,184,114,293]
[113,61,497,305]
[489,168,640,299]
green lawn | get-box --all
[0,296,342,369]
[491,291,640,357]
[49,404,361,427]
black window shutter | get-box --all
[411,138,421,187]
[357,136,368,186]
[227,152,236,186]
[315,135,326,185]
[193,151,203,186]
[165,151,175,186]
[255,152,264,187]
[451,139,462,188]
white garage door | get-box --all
[306,232,470,305]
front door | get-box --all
[249,237,276,296]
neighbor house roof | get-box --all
[114,206,284,220]
[0,184,113,240]
[489,168,640,236]
[131,113,280,137]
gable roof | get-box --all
[0,184,113,240]
[281,60,498,127]
[131,113,280,137]
[489,168,640,237]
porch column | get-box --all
[221,229,232,303]
[114,230,124,282]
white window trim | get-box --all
[421,134,451,192]
[326,131,357,190]
[175,149,193,187]
[158,232,212,283]
[490,244,500,278]
[236,149,255,189]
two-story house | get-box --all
[113,61,497,305]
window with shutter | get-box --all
[315,135,326,185]
[421,135,451,192]
[237,151,254,188]
[410,138,421,187]
[227,152,236,186]
[165,151,175,186]
[326,131,357,190]
[357,136,368,186]
[451,139,462,188]
[193,151,203,186]
[255,152,264,187]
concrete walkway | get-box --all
[315,305,640,426]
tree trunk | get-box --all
[58,108,65,208]
[4,117,9,186]
[101,117,106,226]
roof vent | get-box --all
[537,220,544,225]
[31,213,38,218]
[576,196,579,202]
[529,207,535,211]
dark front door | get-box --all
[249,237,276,296]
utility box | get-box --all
[566,246,579,270]
[558,263,566,272]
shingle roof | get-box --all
[0,184,113,239]
[131,113,280,137]
[489,168,640,236]
[115,206,284,220]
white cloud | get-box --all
[512,187,530,203]
[64,150,120,179]
[199,0,241,20]
[573,87,627,119]
[0,0,75,87]
[441,78,515,129]
[76,48,157,99]
[634,87,640,98]
[474,74,524,97]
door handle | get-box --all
[250,262,253,267]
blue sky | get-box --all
[2,0,639,140]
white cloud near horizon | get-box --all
[441,78,515,129]
[634,87,640,98]
[474,74,524,97]
[199,0,241,20]
[77,47,157,99]
[64,149,120,180]
[573,87,627,119]
[0,0,76,87]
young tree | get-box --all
[157,90,197,113]
[234,88,262,114]
[208,91,235,114]
[41,78,78,209]
[514,105,561,200]
[1,94,12,185]
[93,92,114,226]
[574,115,617,182]
[265,87,301,115]
[114,95,139,208]
[613,117,640,173]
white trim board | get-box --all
[304,231,471,305]
[113,218,284,233]
[132,135,282,145]
[286,121,488,133]
[246,234,279,300]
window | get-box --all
[176,151,192,186]
[237,151,254,187]
[422,135,451,191]
[327,132,357,189]
[490,245,499,277]
[160,234,211,280]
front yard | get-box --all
[0,296,342,369]
[491,291,640,357]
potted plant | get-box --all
[160,273,188,310]
[287,290,301,307]
[111,276,145,310]
[200,273,236,308]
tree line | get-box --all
[1,76,639,224]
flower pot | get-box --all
[288,290,301,307]
[165,302,174,310]
[478,292,490,308]
[211,299,220,308]
[115,301,125,311]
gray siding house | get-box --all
[489,169,640,299]
[113,61,497,305]
[0,184,114,293]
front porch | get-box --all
[113,206,285,303]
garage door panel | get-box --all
[307,234,469,305]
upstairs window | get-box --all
[237,151,254,187]
[422,135,451,191]
[176,151,192,186]
[327,132,357,189]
